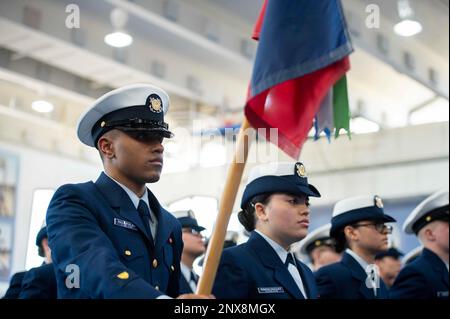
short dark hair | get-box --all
[238,194,272,232]
[332,229,348,253]
[38,245,45,258]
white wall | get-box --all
[0,141,101,274]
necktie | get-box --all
[285,253,308,298]
[285,253,296,267]
[137,200,153,238]
[190,270,199,285]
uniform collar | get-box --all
[345,248,370,271]
[104,172,150,209]
[255,230,292,264]
[180,262,192,282]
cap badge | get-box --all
[374,195,384,208]
[295,163,306,177]
[147,94,163,113]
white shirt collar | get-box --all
[255,230,291,264]
[105,172,149,209]
[180,262,192,282]
[346,248,369,271]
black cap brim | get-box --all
[117,126,174,138]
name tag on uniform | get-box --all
[437,291,449,298]
[114,218,138,231]
[257,287,285,294]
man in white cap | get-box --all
[390,189,448,299]
[172,210,206,294]
[46,84,210,299]
[296,223,341,272]
[315,195,395,299]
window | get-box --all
[25,189,54,269]
[168,195,241,239]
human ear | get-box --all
[344,226,357,241]
[98,136,115,159]
[254,203,268,222]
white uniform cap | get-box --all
[297,223,332,255]
[330,195,395,238]
[403,189,449,234]
[172,209,196,219]
[77,83,170,147]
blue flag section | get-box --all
[245,0,354,158]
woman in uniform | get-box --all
[213,162,320,299]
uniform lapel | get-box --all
[424,248,449,288]
[147,189,173,254]
[297,262,314,299]
[248,232,304,299]
[95,172,154,246]
[342,252,375,299]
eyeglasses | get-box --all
[352,222,393,234]
[182,228,204,236]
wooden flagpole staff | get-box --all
[196,117,252,295]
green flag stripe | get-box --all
[333,75,351,139]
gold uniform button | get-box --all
[124,250,131,256]
[155,285,160,291]
[152,259,158,268]
[170,265,175,271]
[117,271,129,280]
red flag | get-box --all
[245,0,353,158]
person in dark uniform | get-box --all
[315,195,395,299]
[19,226,57,299]
[2,271,26,299]
[46,84,210,299]
[173,210,206,294]
[213,162,320,299]
[196,230,239,269]
[402,246,423,265]
[374,247,404,288]
[390,189,448,299]
[3,226,52,299]
[19,263,57,299]
[296,223,341,272]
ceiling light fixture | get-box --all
[31,100,54,113]
[394,19,422,37]
[104,8,133,48]
[393,0,422,37]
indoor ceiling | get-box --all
[0,0,448,145]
